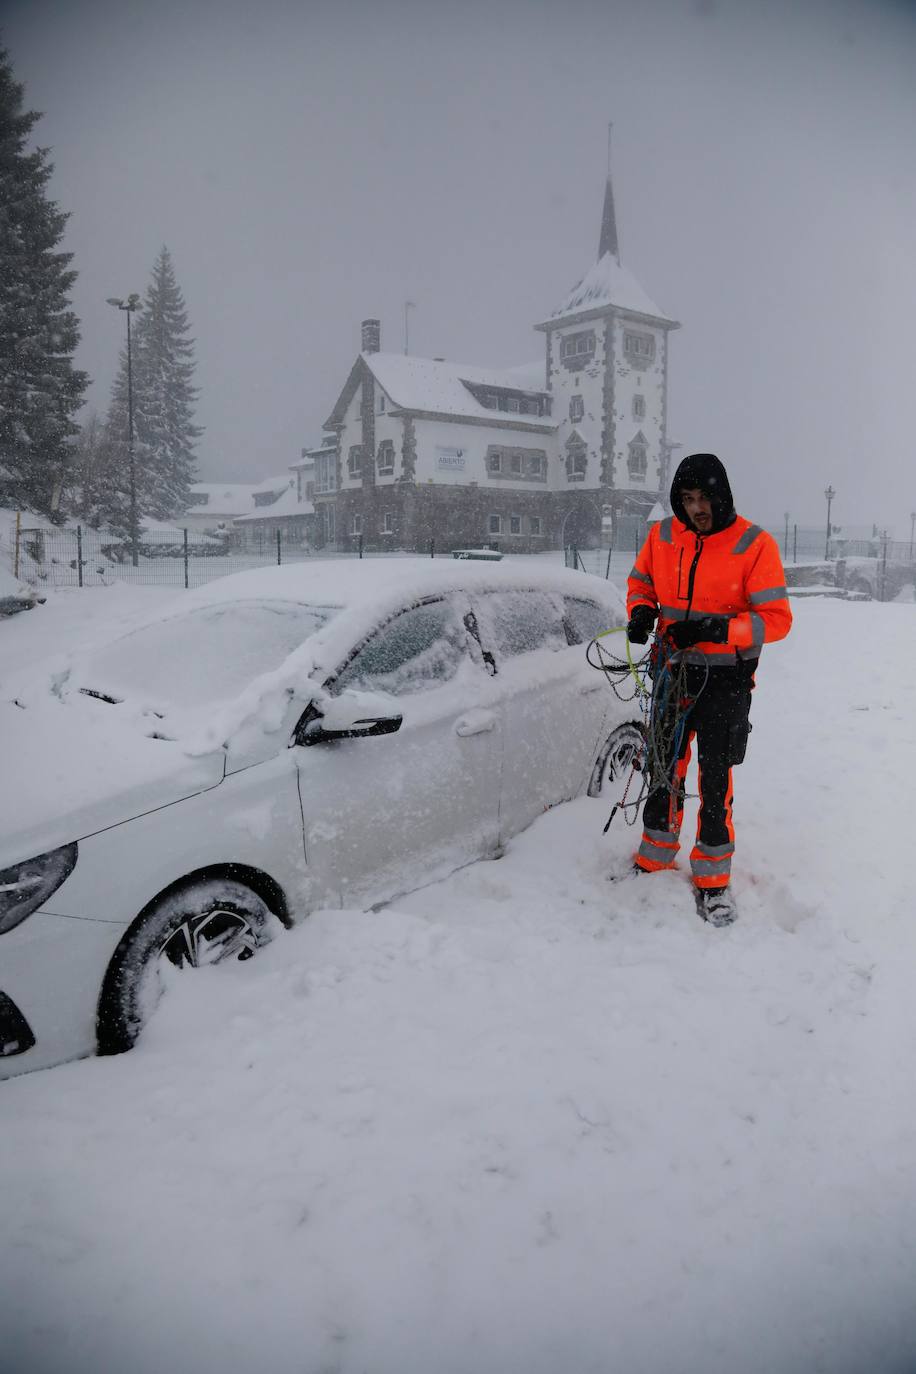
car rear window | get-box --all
[471,590,568,659]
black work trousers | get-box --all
[636,661,755,888]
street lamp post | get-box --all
[824,485,836,561]
[107,293,142,566]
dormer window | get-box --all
[376,392,387,415]
[347,445,362,479]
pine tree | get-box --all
[0,46,88,517]
[101,247,201,527]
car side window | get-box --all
[563,596,613,645]
[332,599,469,696]
[471,590,568,659]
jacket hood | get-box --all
[670,453,736,534]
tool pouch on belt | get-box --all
[728,715,752,765]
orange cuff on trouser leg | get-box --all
[689,840,734,889]
[635,827,680,872]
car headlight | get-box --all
[0,843,78,935]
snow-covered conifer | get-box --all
[0,46,88,518]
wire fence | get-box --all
[8,520,915,599]
[8,524,465,591]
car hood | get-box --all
[0,698,225,870]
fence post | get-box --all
[605,544,613,580]
[277,529,282,565]
[14,511,21,579]
[879,531,888,602]
[358,534,363,559]
[793,525,797,564]
[429,539,434,559]
[183,529,189,588]
[77,524,83,587]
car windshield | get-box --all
[79,600,337,708]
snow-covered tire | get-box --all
[97,879,277,1055]
[587,721,645,797]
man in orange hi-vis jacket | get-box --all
[625,453,792,926]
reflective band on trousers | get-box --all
[644,827,679,845]
[691,856,733,877]
[749,585,787,605]
[639,839,677,863]
[694,840,734,858]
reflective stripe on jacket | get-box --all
[626,514,792,661]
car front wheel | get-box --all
[97,879,277,1054]
[587,722,645,797]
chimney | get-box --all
[361,318,380,354]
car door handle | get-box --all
[454,710,497,737]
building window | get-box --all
[507,397,520,413]
[566,434,588,482]
[627,434,648,482]
[529,454,543,477]
[488,513,502,535]
[325,505,336,543]
[382,511,394,534]
[569,395,584,423]
[561,331,596,360]
[348,445,362,479]
[484,392,498,409]
[509,515,521,535]
[377,392,386,415]
[377,440,395,474]
[350,513,362,536]
[314,453,337,494]
[529,515,542,536]
[488,450,502,474]
[632,394,646,419]
[624,331,656,366]
[195,492,209,505]
[510,452,523,475]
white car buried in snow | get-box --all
[0,559,642,1078]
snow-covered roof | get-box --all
[186,483,261,517]
[333,353,554,431]
[235,487,315,522]
[252,474,294,496]
[537,251,677,328]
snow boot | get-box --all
[607,862,645,884]
[695,885,738,927]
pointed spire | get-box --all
[599,122,619,263]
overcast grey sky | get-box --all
[5,0,916,532]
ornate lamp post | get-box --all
[824,485,836,560]
[106,293,142,566]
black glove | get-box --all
[667,615,730,649]
[626,605,658,644]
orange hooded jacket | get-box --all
[627,510,792,664]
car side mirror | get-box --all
[292,695,403,747]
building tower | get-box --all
[534,132,680,546]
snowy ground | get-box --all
[1,584,915,1374]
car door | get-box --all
[294,594,503,909]
[469,588,609,840]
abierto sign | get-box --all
[436,446,466,472]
